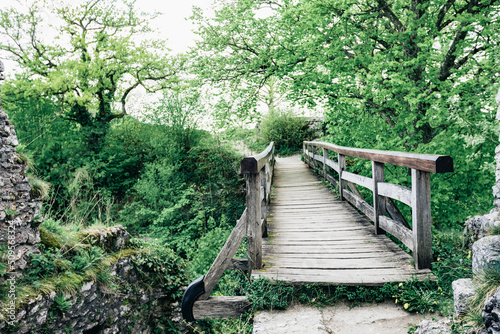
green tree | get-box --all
[191,0,500,225]
[0,0,179,151]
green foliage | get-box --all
[247,277,294,310]
[188,227,231,278]
[192,0,500,227]
[0,0,178,150]
[128,238,187,302]
[52,294,71,314]
[259,111,315,155]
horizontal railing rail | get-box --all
[303,141,453,270]
[181,142,275,321]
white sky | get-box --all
[134,0,214,54]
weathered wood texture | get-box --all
[304,141,453,173]
[200,209,247,300]
[243,143,275,270]
[252,156,433,285]
[193,296,251,319]
[303,142,450,270]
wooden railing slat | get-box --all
[379,216,413,251]
[325,157,339,173]
[304,141,453,173]
[343,189,375,221]
[385,198,411,230]
[199,209,248,300]
[304,140,452,270]
[378,182,412,207]
[342,171,373,191]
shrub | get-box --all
[259,111,316,155]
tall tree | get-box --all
[0,0,179,151]
[192,0,499,148]
[192,0,500,225]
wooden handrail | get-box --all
[303,141,453,270]
[241,141,275,174]
[303,141,453,173]
[182,142,275,321]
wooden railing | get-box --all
[303,141,453,270]
[182,142,275,321]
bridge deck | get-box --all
[252,156,433,285]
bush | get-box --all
[259,111,316,155]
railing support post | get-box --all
[411,168,432,270]
[246,172,262,270]
[372,162,385,235]
[322,148,327,179]
[338,153,346,200]
[260,167,268,238]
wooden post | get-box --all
[322,148,327,179]
[372,162,385,235]
[338,153,346,200]
[411,168,432,270]
[246,173,262,270]
[260,167,268,238]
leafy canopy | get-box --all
[192,0,500,225]
[0,0,179,150]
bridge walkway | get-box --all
[252,155,432,285]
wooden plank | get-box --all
[325,157,339,173]
[342,171,373,191]
[200,209,247,300]
[372,162,385,235]
[325,173,339,188]
[262,257,408,269]
[342,189,375,221]
[379,216,414,251]
[378,182,412,207]
[193,296,251,320]
[412,169,432,270]
[304,141,453,173]
[253,268,433,285]
[386,198,411,229]
[246,173,262,270]
[263,252,407,259]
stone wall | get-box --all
[0,257,182,334]
[0,61,41,273]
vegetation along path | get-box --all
[252,155,431,285]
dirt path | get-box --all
[253,301,426,334]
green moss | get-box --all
[39,227,62,249]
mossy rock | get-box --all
[79,225,130,252]
[40,227,62,249]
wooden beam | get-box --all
[412,169,432,270]
[304,141,453,173]
[386,198,411,229]
[372,162,385,235]
[378,182,412,207]
[379,216,413,251]
[193,296,251,320]
[247,173,262,270]
[241,142,275,174]
[199,209,247,300]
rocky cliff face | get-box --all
[0,61,41,274]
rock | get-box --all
[482,286,500,334]
[452,278,475,317]
[79,225,130,252]
[414,319,452,334]
[472,236,500,275]
[465,212,500,245]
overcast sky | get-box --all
[135,0,214,54]
[1,0,214,75]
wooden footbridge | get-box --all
[181,141,453,321]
